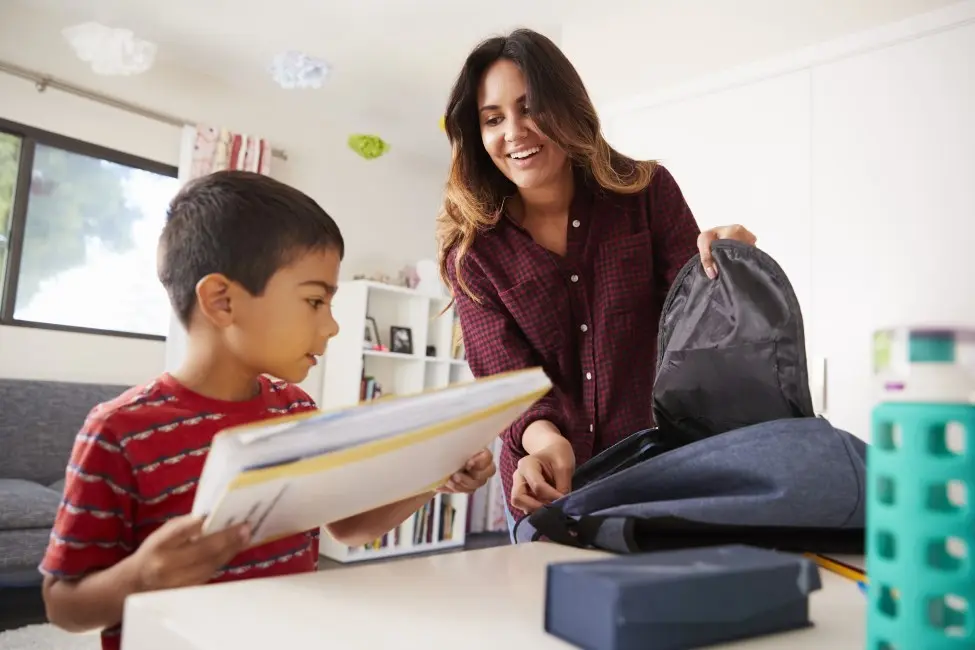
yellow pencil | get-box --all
[804,553,867,584]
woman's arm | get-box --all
[445,253,568,455]
[648,164,702,289]
[648,164,757,282]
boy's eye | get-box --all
[306,298,325,310]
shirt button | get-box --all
[589,424,594,432]
[572,219,581,228]
[580,324,588,333]
[570,274,579,283]
[586,372,592,380]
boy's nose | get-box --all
[324,317,339,339]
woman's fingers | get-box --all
[519,458,564,503]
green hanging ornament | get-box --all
[347,134,389,160]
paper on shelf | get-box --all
[191,367,552,545]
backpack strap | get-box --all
[524,506,641,553]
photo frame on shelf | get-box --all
[364,316,381,350]
[390,326,413,355]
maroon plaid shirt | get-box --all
[446,164,701,518]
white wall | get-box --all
[590,2,975,440]
[0,11,447,394]
[561,0,959,107]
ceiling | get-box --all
[0,0,614,166]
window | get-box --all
[0,118,180,339]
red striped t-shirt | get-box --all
[39,373,320,650]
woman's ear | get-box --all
[194,274,235,328]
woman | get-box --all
[436,29,756,536]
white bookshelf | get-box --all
[317,279,475,563]
[318,492,467,563]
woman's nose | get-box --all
[504,118,528,142]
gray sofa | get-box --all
[0,378,130,587]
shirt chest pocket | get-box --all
[594,231,655,316]
[499,272,571,361]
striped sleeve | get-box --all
[39,413,136,581]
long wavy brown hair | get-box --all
[436,28,656,302]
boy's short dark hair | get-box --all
[158,170,344,326]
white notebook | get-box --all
[191,367,551,545]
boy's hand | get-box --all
[438,448,496,494]
[131,514,251,592]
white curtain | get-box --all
[163,124,274,372]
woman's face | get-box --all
[477,59,568,191]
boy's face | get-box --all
[224,247,341,384]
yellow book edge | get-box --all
[215,366,547,443]
[226,384,549,489]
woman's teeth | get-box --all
[509,146,541,159]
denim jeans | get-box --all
[503,496,517,544]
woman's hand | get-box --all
[437,448,496,494]
[697,224,757,279]
[510,436,576,514]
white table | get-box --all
[121,543,866,650]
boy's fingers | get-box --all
[448,472,480,493]
[465,448,492,471]
[470,458,497,481]
[192,523,251,565]
[155,515,206,547]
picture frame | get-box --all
[390,326,413,355]
[364,317,381,349]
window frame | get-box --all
[0,117,178,341]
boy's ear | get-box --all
[195,273,237,328]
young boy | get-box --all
[39,171,496,650]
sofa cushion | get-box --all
[0,479,61,531]
[0,528,50,578]
[0,378,131,484]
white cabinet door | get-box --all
[811,22,975,441]
[603,71,815,349]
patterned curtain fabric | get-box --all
[183,125,273,178]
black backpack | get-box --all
[515,240,866,555]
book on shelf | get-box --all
[357,493,456,553]
[191,367,552,546]
[360,373,383,401]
